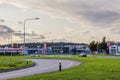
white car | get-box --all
[80,53,87,57]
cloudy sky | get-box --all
[0,0,120,44]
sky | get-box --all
[0,0,120,44]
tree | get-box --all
[89,36,108,53]
[100,37,107,53]
[89,41,97,52]
[110,41,115,45]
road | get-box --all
[0,59,81,80]
[92,55,120,58]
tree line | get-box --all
[89,37,115,54]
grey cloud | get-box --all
[14,31,45,39]
[2,0,120,37]
[110,30,120,34]
[58,38,68,42]
[80,30,91,34]
[39,35,45,39]
[108,27,120,34]
[53,38,68,42]
[0,25,14,37]
[3,0,120,25]
[60,0,120,26]
[80,10,120,25]
[0,19,5,22]
[14,32,23,36]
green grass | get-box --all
[9,55,120,80]
[0,56,34,71]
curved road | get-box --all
[0,59,81,80]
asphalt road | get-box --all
[93,55,120,58]
[0,59,81,80]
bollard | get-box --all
[59,62,62,71]
[27,61,28,64]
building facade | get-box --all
[109,43,120,55]
[0,43,91,55]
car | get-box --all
[80,53,87,57]
[30,53,40,57]
[35,54,40,57]
[30,54,35,57]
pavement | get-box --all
[0,59,81,80]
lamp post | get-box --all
[23,18,39,54]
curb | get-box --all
[0,63,35,73]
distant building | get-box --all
[0,42,91,55]
[109,43,120,55]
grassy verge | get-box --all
[9,55,120,80]
[0,56,34,71]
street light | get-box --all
[23,18,39,54]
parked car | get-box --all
[30,53,40,57]
[30,54,35,57]
[80,53,87,57]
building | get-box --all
[109,43,120,55]
[0,42,91,55]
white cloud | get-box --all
[0,1,2,4]
[3,0,120,27]
[64,27,73,33]
[1,0,120,42]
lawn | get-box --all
[10,55,120,80]
[0,56,34,71]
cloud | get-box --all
[0,25,45,43]
[0,1,3,4]
[1,0,120,42]
[0,25,14,38]
[52,37,68,42]
[80,10,120,25]
[107,26,120,35]
[79,30,91,34]
[14,31,45,40]
[64,27,73,33]
[2,0,120,27]
[0,19,5,22]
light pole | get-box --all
[23,18,39,54]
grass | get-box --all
[9,55,120,80]
[0,56,34,71]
